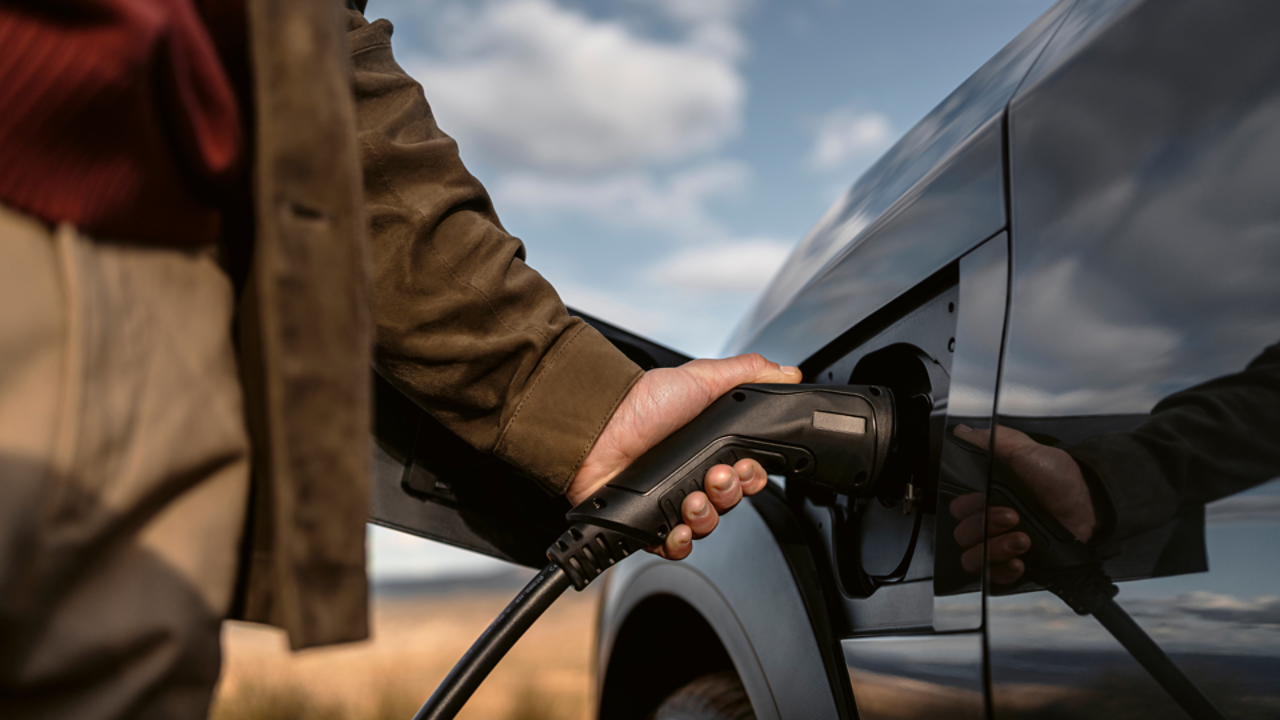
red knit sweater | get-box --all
[0,0,244,245]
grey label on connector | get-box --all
[813,411,866,434]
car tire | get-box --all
[651,671,756,720]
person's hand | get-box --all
[950,424,1097,584]
[566,353,802,560]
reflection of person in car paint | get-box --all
[952,342,1280,584]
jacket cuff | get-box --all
[1068,433,1181,544]
[494,322,643,494]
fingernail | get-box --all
[690,496,708,517]
[782,366,801,376]
[739,464,756,482]
[995,510,1017,526]
[1013,535,1030,551]
[678,531,692,548]
[955,424,973,436]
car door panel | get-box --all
[991,0,1280,716]
[842,634,985,720]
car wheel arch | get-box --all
[595,490,848,720]
[597,578,770,720]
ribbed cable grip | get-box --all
[547,522,646,590]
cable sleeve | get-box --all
[413,564,573,720]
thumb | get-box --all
[987,425,1037,465]
[954,424,1036,465]
[953,423,992,449]
[682,353,802,402]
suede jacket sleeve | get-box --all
[1069,341,1280,544]
[346,11,643,494]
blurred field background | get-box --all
[211,571,598,720]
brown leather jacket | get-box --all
[233,0,641,649]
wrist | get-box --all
[1071,454,1116,547]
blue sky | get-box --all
[364,0,1058,580]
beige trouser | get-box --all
[0,205,251,719]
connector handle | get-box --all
[550,384,893,589]
[986,464,1115,615]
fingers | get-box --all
[953,506,1019,549]
[681,492,719,539]
[647,459,775,562]
[952,423,991,448]
[647,524,694,560]
[703,458,768,510]
[990,558,1026,585]
[958,531,1030,575]
[988,531,1031,564]
[665,525,694,559]
[735,458,769,496]
[703,464,743,512]
[951,491,1029,584]
[684,460,769,536]
[949,491,987,520]
[960,529,1030,582]
[954,423,1040,468]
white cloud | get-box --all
[809,107,895,169]
[995,381,1167,417]
[644,0,754,58]
[495,160,750,239]
[379,0,778,359]
[646,239,794,294]
[999,258,1183,415]
[408,0,745,174]
[647,0,755,26]
[1205,492,1280,525]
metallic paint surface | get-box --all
[735,117,1004,366]
[842,634,985,720]
[726,0,1074,361]
[989,0,1280,716]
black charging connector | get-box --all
[546,523,644,590]
[413,384,896,719]
[551,384,894,589]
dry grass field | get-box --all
[211,578,599,720]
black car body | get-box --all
[371,0,1280,717]
[592,0,1280,718]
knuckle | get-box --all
[735,353,768,376]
